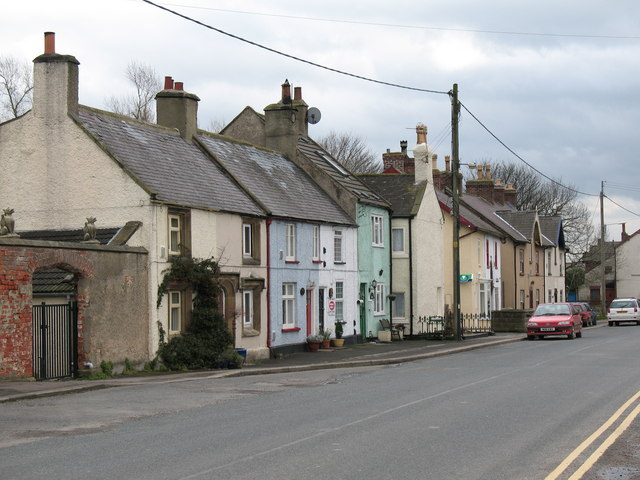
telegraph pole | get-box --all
[451,83,462,340]
[600,181,606,316]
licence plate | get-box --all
[540,327,555,331]
[617,310,627,314]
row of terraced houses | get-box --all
[0,33,567,379]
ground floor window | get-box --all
[169,291,182,333]
[282,283,296,327]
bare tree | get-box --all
[317,130,381,174]
[0,56,33,121]
[490,161,595,262]
[106,61,161,122]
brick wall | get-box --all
[0,239,148,379]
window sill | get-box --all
[334,261,346,265]
[312,260,323,264]
[285,260,300,264]
[242,328,260,337]
[243,257,261,266]
[281,327,301,333]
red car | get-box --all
[572,302,593,327]
[527,303,583,340]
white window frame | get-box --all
[282,283,296,328]
[242,223,253,258]
[372,215,384,247]
[335,281,344,323]
[374,283,385,315]
[169,290,182,333]
[285,224,296,261]
[312,225,320,261]
[169,214,181,256]
[392,227,405,255]
[334,229,344,263]
[242,290,254,327]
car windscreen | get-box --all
[611,300,636,309]
[533,304,570,316]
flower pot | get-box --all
[321,339,331,349]
[307,341,321,352]
[332,338,345,348]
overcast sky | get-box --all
[3,0,640,240]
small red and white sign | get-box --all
[329,301,335,311]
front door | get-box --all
[318,288,325,332]
[306,289,314,336]
[359,283,367,341]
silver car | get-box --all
[607,298,640,326]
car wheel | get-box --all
[567,330,574,339]
[576,330,582,338]
[616,322,620,326]
[527,335,535,340]
[609,321,613,327]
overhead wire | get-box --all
[140,0,449,96]
[604,195,640,217]
[142,0,638,210]
[159,2,640,40]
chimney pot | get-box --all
[164,76,174,90]
[44,32,55,54]
[281,79,291,104]
[477,164,484,180]
[175,81,184,91]
[445,155,451,172]
[485,164,492,180]
[400,140,408,154]
[416,123,427,145]
[294,86,302,101]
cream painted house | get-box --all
[0,33,271,363]
[361,126,445,336]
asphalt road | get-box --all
[2,325,640,480]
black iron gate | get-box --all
[32,302,78,380]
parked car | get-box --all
[581,302,597,326]
[607,298,640,326]
[527,303,583,340]
[572,302,593,327]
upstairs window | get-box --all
[312,225,321,261]
[372,215,384,247]
[392,227,405,255]
[334,229,344,263]
[242,218,261,265]
[168,210,190,257]
[169,214,181,256]
[285,224,296,261]
[519,249,525,275]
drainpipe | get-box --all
[266,218,272,352]
[408,216,414,337]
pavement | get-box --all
[0,332,525,403]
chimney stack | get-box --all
[33,32,80,120]
[265,79,308,158]
[400,140,407,154]
[156,77,200,141]
[493,178,506,204]
[504,183,517,207]
[466,163,494,203]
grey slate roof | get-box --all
[77,107,264,217]
[436,190,503,236]
[297,137,389,208]
[460,194,528,242]
[496,210,539,242]
[197,133,353,225]
[538,216,564,248]
[358,174,423,217]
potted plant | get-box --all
[321,329,332,349]
[306,334,323,352]
[332,321,346,347]
[217,347,244,369]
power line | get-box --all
[458,101,599,198]
[604,194,640,217]
[159,2,640,40]
[140,0,449,96]
[142,0,637,211]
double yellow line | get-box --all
[545,390,640,479]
